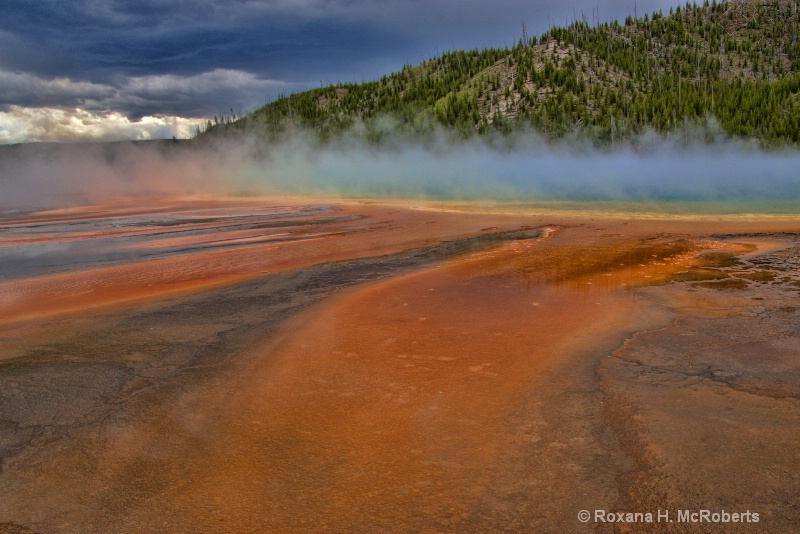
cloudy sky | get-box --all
[1,0,682,143]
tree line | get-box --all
[202,0,800,147]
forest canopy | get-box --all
[201,0,800,147]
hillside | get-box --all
[204,0,800,146]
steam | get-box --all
[2,129,800,214]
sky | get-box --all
[0,0,684,144]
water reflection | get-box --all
[0,204,347,281]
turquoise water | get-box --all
[253,145,800,214]
[426,199,800,215]
[3,141,800,215]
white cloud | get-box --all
[0,106,204,144]
[122,68,293,100]
[0,71,115,108]
[0,67,306,142]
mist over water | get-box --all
[1,133,800,214]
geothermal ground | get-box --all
[0,200,798,532]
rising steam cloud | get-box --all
[2,130,800,213]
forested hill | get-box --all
[204,0,800,146]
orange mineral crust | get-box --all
[0,199,798,532]
[118,230,667,531]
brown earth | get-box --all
[0,200,797,532]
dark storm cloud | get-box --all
[0,0,681,136]
[0,0,405,81]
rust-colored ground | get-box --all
[0,200,798,532]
